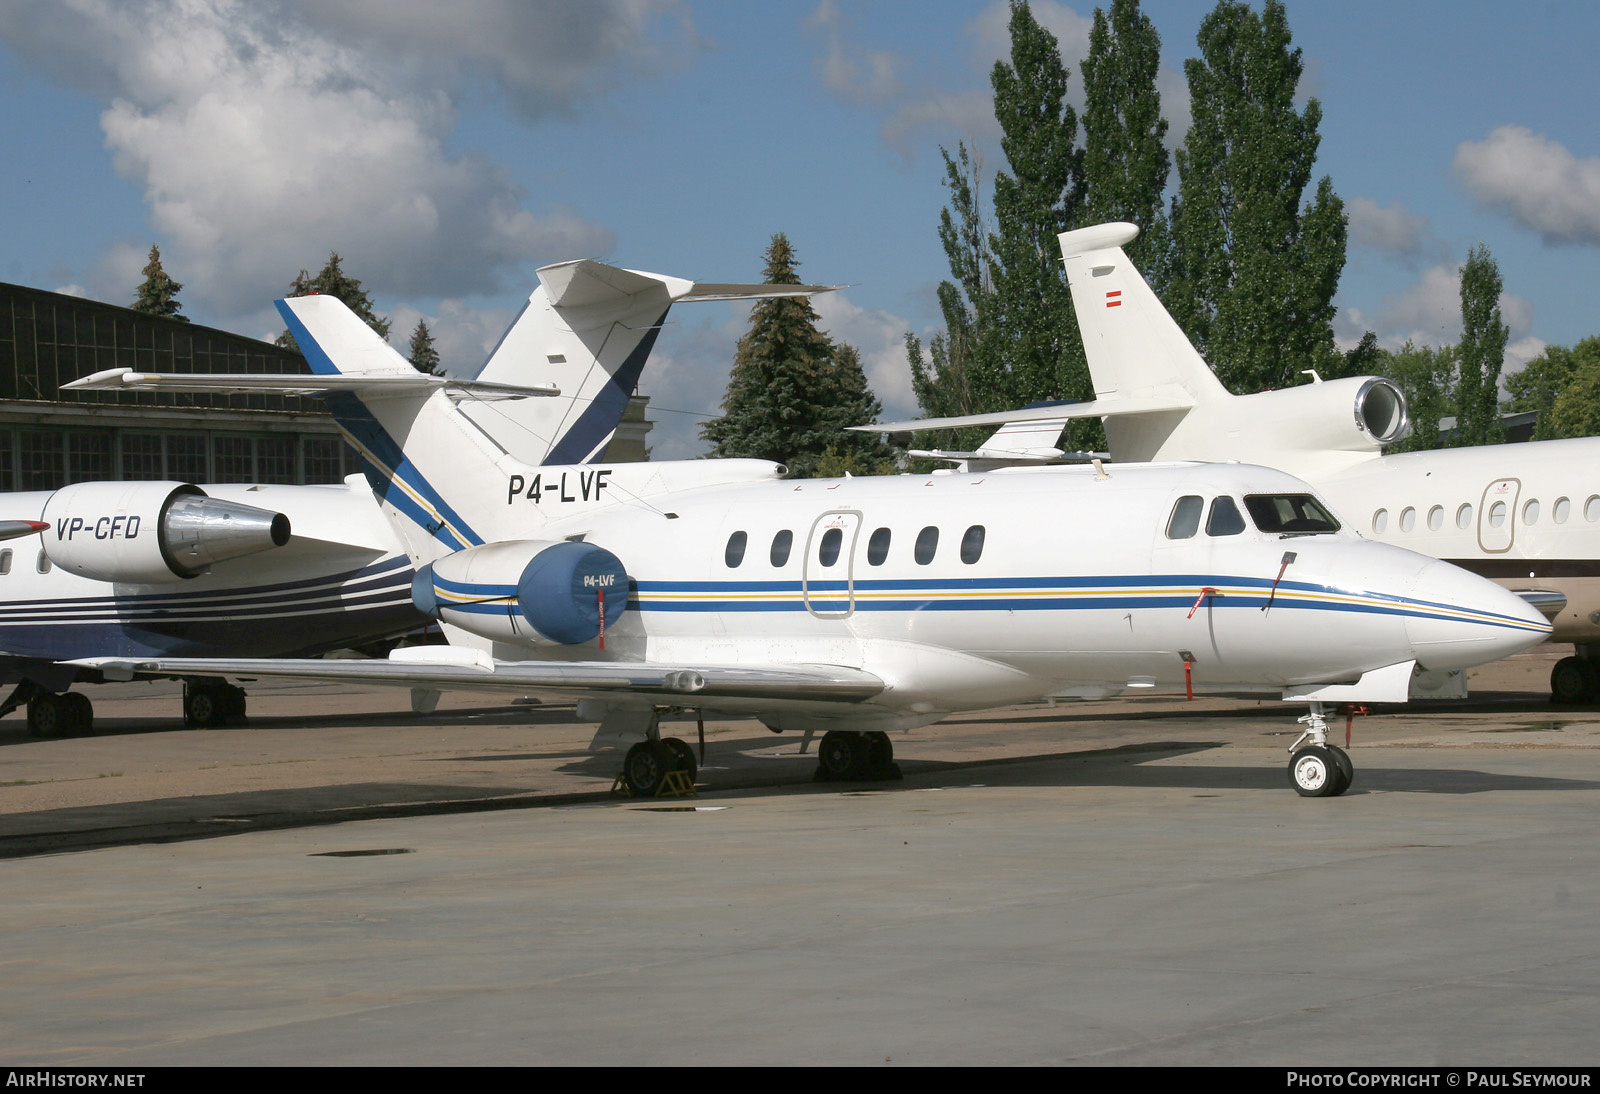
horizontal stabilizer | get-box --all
[854,393,1196,435]
[536,258,837,314]
[64,367,559,399]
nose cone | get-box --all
[1402,558,1551,671]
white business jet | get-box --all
[861,222,1600,705]
[5,262,822,735]
[68,294,1550,797]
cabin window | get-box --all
[36,550,51,575]
[1399,507,1416,533]
[1243,494,1339,535]
[770,529,793,567]
[1488,501,1507,528]
[1372,509,1388,534]
[1428,506,1444,531]
[818,527,843,567]
[0,549,11,576]
[724,531,747,568]
[1456,504,1473,530]
[914,526,939,565]
[960,525,986,564]
[1523,500,1540,526]
[1554,497,1571,524]
[1166,496,1203,540]
[867,527,891,566]
[1205,497,1246,537]
[1587,496,1600,522]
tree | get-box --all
[131,244,188,322]
[987,1,1085,410]
[1080,0,1172,291]
[1507,337,1600,440]
[408,319,442,375]
[278,252,391,350]
[1453,243,1508,447]
[702,235,893,478]
[1382,341,1457,453]
[1168,0,1345,394]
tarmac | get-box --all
[2,647,1599,1066]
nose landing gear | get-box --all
[1287,702,1353,797]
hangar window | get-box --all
[1400,507,1416,533]
[818,527,843,567]
[1372,509,1388,534]
[724,531,747,568]
[867,527,891,566]
[1554,497,1571,524]
[1206,497,1246,537]
[914,526,939,565]
[1428,506,1444,531]
[1166,496,1203,540]
[770,529,793,567]
[1456,504,1473,530]
[960,525,986,564]
[0,549,10,575]
[1243,495,1340,535]
[1523,499,1540,526]
[36,550,51,575]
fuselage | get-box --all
[448,460,1549,726]
[0,480,420,669]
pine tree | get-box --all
[1080,0,1171,290]
[277,252,391,350]
[131,244,189,322]
[702,235,892,478]
[1169,0,1345,394]
[1454,243,1508,447]
[408,319,442,375]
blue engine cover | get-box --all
[412,540,630,646]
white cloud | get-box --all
[0,0,697,320]
[1455,125,1600,246]
[811,290,916,419]
[1345,264,1533,369]
[809,0,900,103]
[1347,196,1448,266]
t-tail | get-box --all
[859,222,1409,479]
[456,260,836,466]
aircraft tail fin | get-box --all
[1058,223,1229,407]
[460,260,837,466]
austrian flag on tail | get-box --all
[1105,290,1122,308]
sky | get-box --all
[1,0,1597,459]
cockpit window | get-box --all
[1166,496,1203,540]
[1244,494,1341,536]
[1206,496,1246,537]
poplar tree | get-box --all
[1454,243,1508,447]
[1507,337,1600,440]
[1080,0,1171,290]
[131,244,188,322]
[987,0,1085,409]
[408,319,442,375]
[702,235,891,478]
[1169,0,1345,394]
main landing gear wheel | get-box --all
[184,680,246,728]
[623,738,697,797]
[1550,656,1599,704]
[816,731,902,782]
[1288,745,1350,798]
[26,692,91,737]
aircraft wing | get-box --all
[70,651,884,705]
[63,368,559,399]
[853,393,1195,434]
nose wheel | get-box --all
[1287,703,1353,797]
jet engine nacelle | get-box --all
[42,482,292,583]
[411,539,630,647]
[1231,376,1410,454]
